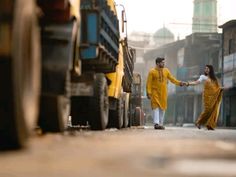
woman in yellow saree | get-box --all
[187,65,223,130]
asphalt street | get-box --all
[0,126,236,177]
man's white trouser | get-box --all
[152,108,165,125]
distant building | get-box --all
[128,32,150,98]
[152,27,175,47]
[128,31,151,63]
[192,0,218,33]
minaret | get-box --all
[192,0,217,33]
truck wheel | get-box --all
[38,94,69,133]
[0,0,41,149]
[108,97,124,129]
[133,107,141,126]
[89,73,109,130]
[123,95,129,128]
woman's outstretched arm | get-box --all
[187,75,207,86]
[187,80,201,86]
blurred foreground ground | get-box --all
[0,126,236,177]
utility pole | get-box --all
[220,28,225,126]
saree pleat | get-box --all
[196,80,223,128]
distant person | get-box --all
[187,65,223,130]
[146,57,186,130]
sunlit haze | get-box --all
[115,0,236,39]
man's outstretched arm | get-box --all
[167,69,186,86]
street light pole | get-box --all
[220,28,225,126]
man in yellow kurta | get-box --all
[146,57,185,129]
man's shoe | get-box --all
[159,125,165,130]
[154,124,159,129]
[154,124,165,130]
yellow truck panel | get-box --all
[106,43,124,99]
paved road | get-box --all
[0,126,236,177]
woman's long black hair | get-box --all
[206,65,218,85]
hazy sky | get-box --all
[114,0,236,39]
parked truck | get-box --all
[70,0,135,130]
[0,0,134,149]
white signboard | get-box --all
[224,72,233,89]
[177,48,184,67]
[224,54,234,72]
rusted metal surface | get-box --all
[37,0,71,23]
[0,0,13,57]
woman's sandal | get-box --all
[207,125,214,130]
[195,123,201,129]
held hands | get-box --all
[179,81,184,86]
[180,81,189,87]
[147,93,152,99]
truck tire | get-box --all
[89,73,109,130]
[123,95,129,128]
[133,107,141,126]
[108,97,124,129]
[0,0,41,149]
[38,94,69,133]
[128,102,133,127]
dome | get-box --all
[154,27,174,38]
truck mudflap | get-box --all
[37,0,71,23]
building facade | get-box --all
[219,20,236,127]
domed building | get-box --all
[153,27,175,47]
